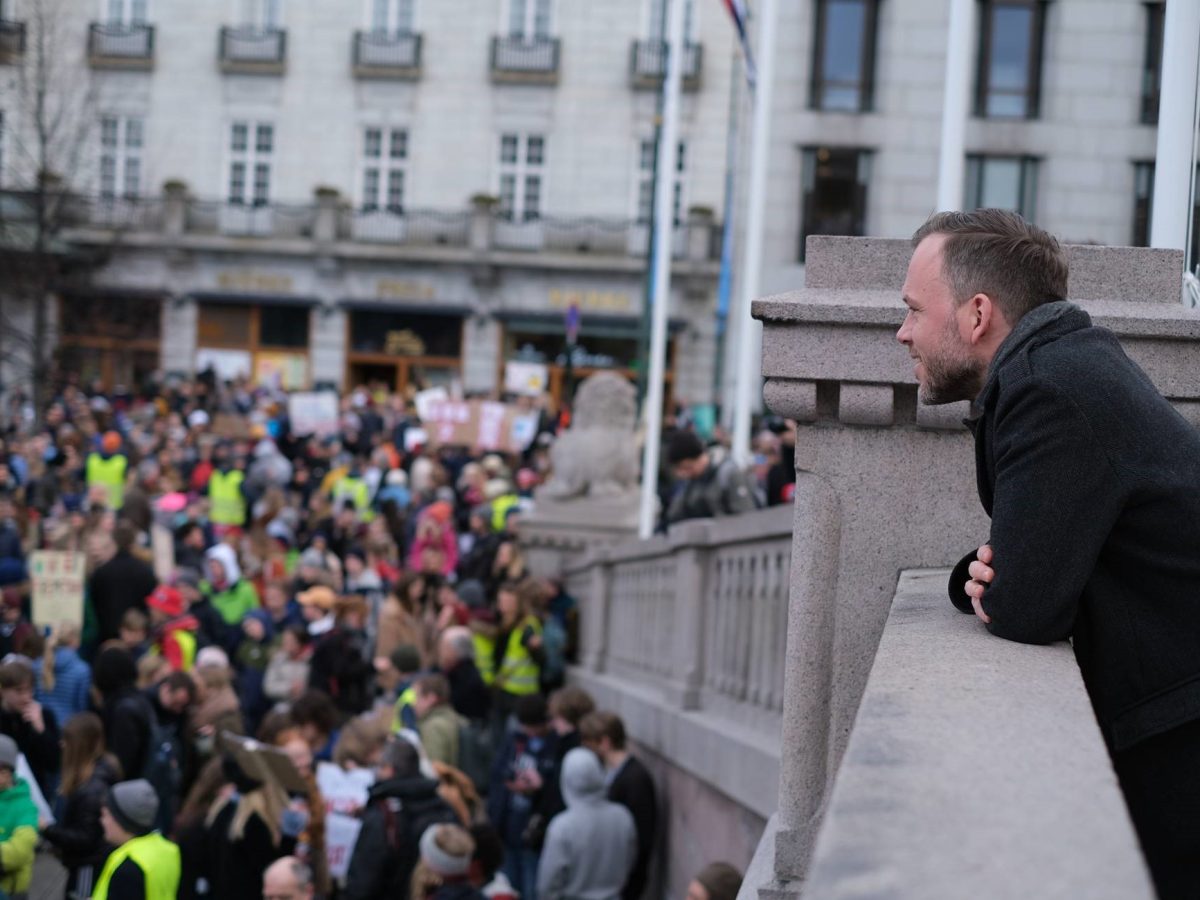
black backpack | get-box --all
[380,796,458,896]
[141,711,183,834]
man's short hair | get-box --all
[441,627,475,663]
[380,738,420,778]
[0,661,33,690]
[579,710,626,750]
[161,670,197,704]
[911,209,1068,327]
[415,673,450,703]
[548,685,596,728]
[667,430,705,466]
[290,690,340,736]
[121,608,148,633]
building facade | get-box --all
[0,0,735,407]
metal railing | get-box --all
[490,35,560,79]
[88,22,155,66]
[219,26,286,70]
[0,19,25,60]
[352,30,422,76]
[629,40,703,89]
[346,208,470,247]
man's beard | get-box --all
[919,322,985,405]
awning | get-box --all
[188,292,321,309]
[339,299,474,317]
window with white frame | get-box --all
[636,138,687,225]
[99,116,143,199]
[508,0,551,40]
[227,122,273,206]
[370,0,414,33]
[105,0,148,25]
[242,0,282,28]
[498,133,544,222]
[647,0,695,41]
[361,126,407,213]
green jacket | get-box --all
[0,778,39,895]
[417,703,464,769]
[202,578,260,626]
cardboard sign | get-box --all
[211,413,253,441]
[325,812,364,881]
[316,761,374,817]
[29,551,86,629]
[504,360,549,396]
[219,731,309,795]
[414,387,449,422]
[420,400,540,453]
[150,524,175,582]
[288,392,340,437]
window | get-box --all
[1132,161,1154,247]
[965,155,1038,218]
[636,138,687,225]
[646,0,695,41]
[498,133,545,222]
[1141,2,1164,125]
[99,116,143,199]
[370,0,414,33]
[975,1,1047,119]
[810,0,880,112]
[361,127,408,213]
[508,0,551,39]
[799,146,871,261]
[227,122,273,206]
[242,0,281,28]
[105,0,148,25]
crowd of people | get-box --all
[0,373,758,900]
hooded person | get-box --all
[94,778,182,900]
[146,585,200,672]
[535,748,637,900]
[0,734,39,898]
[202,544,260,626]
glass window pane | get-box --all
[986,4,1033,116]
[125,118,143,148]
[100,156,117,197]
[508,0,526,37]
[362,168,379,208]
[106,0,122,23]
[804,147,867,239]
[351,311,462,357]
[978,158,1022,209]
[198,303,253,347]
[124,157,140,197]
[371,0,388,31]
[260,306,309,348]
[527,135,544,165]
[640,140,655,171]
[820,0,866,110]
[231,123,248,152]
[499,174,516,218]
[523,175,541,220]
[253,163,270,204]
[534,0,551,37]
[364,128,382,158]
[637,180,653,223]
[500,134,518,164]
[101,118,119,147]
[229,162,245,203]
[255,125,273,154]
[676,141,686,173]
[130,0,147,23]
[397,0,415,31]
[389,129,407,159]
[387,170,404,211]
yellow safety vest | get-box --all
[208,469,247,526]
[92,832,181,900]
[150,628,197,671]
[490,494,520,532]
[333,476,374,521]
[392,684,417,733]
[497,616,541,696]
[86,453,127,510]
[472,632,496,686]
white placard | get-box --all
[504,360,549,396]
[316,761,375,816]
[414,387,449,422]
[325,812,363,882]
[288,392,340,437]
[29,551,86,629]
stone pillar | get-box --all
[163,180,187,238]
[750,237,1194,896]
[160,296,197,376]
[309,305,345,389]
[314,188,341,246]
[462,314,499,394]
[664,520,710,710]
[469,195,497,253]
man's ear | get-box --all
[966,293,999,345]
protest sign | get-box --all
[504,360,549,396]
[316,761,374,817]
[211,413,253,440]
[414,386,449,421]
[150,524,175,582]
[325,813,363,881]
[420,400,539,453]
[29,551,86,629]
[288,392,340,437]
[219,732,309,795]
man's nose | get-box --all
[896,310,913,344]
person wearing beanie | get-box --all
[86,431,128,510]
[146,585,200,671]
[0,734,39,898]
[686,863,743,900]
[664,429,759,528]
[94,778,181,900]
[412,824,488,900]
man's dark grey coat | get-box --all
[949,301,1200,752]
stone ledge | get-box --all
[569,668,781,820]
[801,568,1153,899]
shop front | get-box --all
[57,292,163,390]
[343,301,467,395]
[193,296,315,390]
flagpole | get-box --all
[730,0,778,468]
[712,48,743,424]
[638,0,686,539]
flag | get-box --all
[720,0,757,88]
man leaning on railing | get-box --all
[662,430,759,529]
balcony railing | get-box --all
[352,30,422,79]
[490,35,560,84]
[0,20,25,63]
[219,26,286,74]
[88,23,155,69]
[61,190,720,263]
[629,40,703,91]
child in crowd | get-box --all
[0,588,32,660]
[0,735,38,898]
[117,608,150,661]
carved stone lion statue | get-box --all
[539,372,640,500]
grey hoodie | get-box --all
[537,748,638,900]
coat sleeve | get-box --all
[978,376,1125,644]
[341,808,386,900]
[0,826,36,877]
[41,784,103,856]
